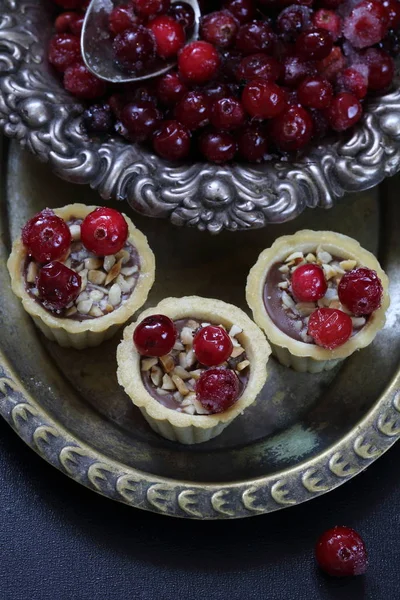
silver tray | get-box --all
[0,138,399,519]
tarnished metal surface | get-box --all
[0,0,400,231]
[0,140,399,518]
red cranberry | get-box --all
[153,120,191,160]
[83,103,114,134]
[337,67,368,99]
[312,9,341,41]
[235,53,281,82]
[64,62,107,99]
[168,2,195,29]
[22,209,71,264]
[298,76,333,109]
[156,71,187,105]
[200,10,239,49]
[202,81,232,100]
[178,41,220,84]
[81,207,128,256]
[196,368,240,413]
[271,105,313,151]
[235,21,275,55]
[108,5,143,36]
[308,308,353,349]
[326,92,362,131]
[291,263,327,302]
[121,101,162,141]
[316,46,346,81]
[149,15,186,59]
[131,0,170,17]
[175,91,210,130]
[210,96,245,130]
[276,6,312,39]
[363,48,395,91]
[70,14,85,36]
[281,55,317,87]
[55,12,84,34]
[51,0,85,9]
[193,325,233,366]
[133,314,177,357]
[315,526,368,577]
[223,0,255,23]
[338,267,383,316]
[237,123,268,162]
[199,129,237,162]
[48,34,81,73]
[242,79,286,119]
[295,28,333,60]
[37,261,81,311]
[382,0,400,29]
[112,26,156,73]
[343,0,389,49]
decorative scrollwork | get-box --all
[271,481,295,505]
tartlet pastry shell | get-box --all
[7,203,155,349]
[117,296,271,444]
[246,230,390,373]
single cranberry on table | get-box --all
[291,264,328,302]
[108,5,144,36]
[153,120,191,160]
[326,92,362,131]
[156,71,187,105]
[315,526,368,577]
[64,62,107,99]
[198,129,237,163]
[270,105,314,151]
[168,2,195,30]
[121,101,162,141]
[337,67,368,99]
[298,76,333,109]
[210,96,245,130]
[343,0,389,49]
[178,41,221,84]
[237,123,268,162]
[83,103,115,134]
[131,0,170,17]
[223,0,255,23]
[22,209,72,264]
[133,315,177,357]
[48,34,81,73]
[338,267,383,316]
[37,261,82,311]
[235,20,275,55]
[196,368,240,413]
[308,307,353,349]
[363,48,395,91]
[149,16,186,59]
[280,55,317,87]
[276,6,312,39]
[312,9,341,41]
[295,28,333,60]
[81,207,128,256]
[242,79,287,119]
[112,26,156,73]
[175,91,210,130]
[200,11,239,49]
[193,325,233,366]
[235,53,281,82]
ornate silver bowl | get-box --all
[1,0,400,232]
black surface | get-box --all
[0,416,399,600]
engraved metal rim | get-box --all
[0,0,400,231]
[1,349,399,519]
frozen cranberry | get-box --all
[48,34,81,73]
[237,124,268,162]
[308,308,353,349]
[131,0,170,17]
[55,12,84,34]
[271,105,313,151]
[315,526,368,577]
[37,262,81,311]
[224,0,255,23]
[178,41,220,84]
[196,368,240,413]
[133,315,177,356]
[193,325,233,366]
[338,267,383,316]
[343,0,389,49]
[317,46,346,81]
[312,9,341,40]
[363,48,395,91]
[281,55,317,87]
[168,2,195,29]
[149,15,186,59]
[210,96,245,130]
[291,264,327,302]
[337,67,368,99]
[235,21,275,55]
[200,10,239,48]
[242,80,286,119]
[121,101,161,140]
[64,62,107,99]
[108,5,143,36]
[22,209,71,264]
[81,207,128,256]
[199,129,237,162]
[298,76,333,108]
[175,91,210,130]
[326,92,362,131]
[382,0,400,29]
[156,71,187,105]
[112,26,156,73]
[276,6,312,39]
[51,0,85,10]
[295,28,333,60]
[235,53,281,82]
[153,120,191,160]
[202,81,232,100]
[70,14,85,36]
[83,103,114,134]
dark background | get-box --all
[0,416,398,600]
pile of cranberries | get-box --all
[48,0,399,164]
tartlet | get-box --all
[246,230,390,373]
[117,296,271,444]
[7,203,155,349]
